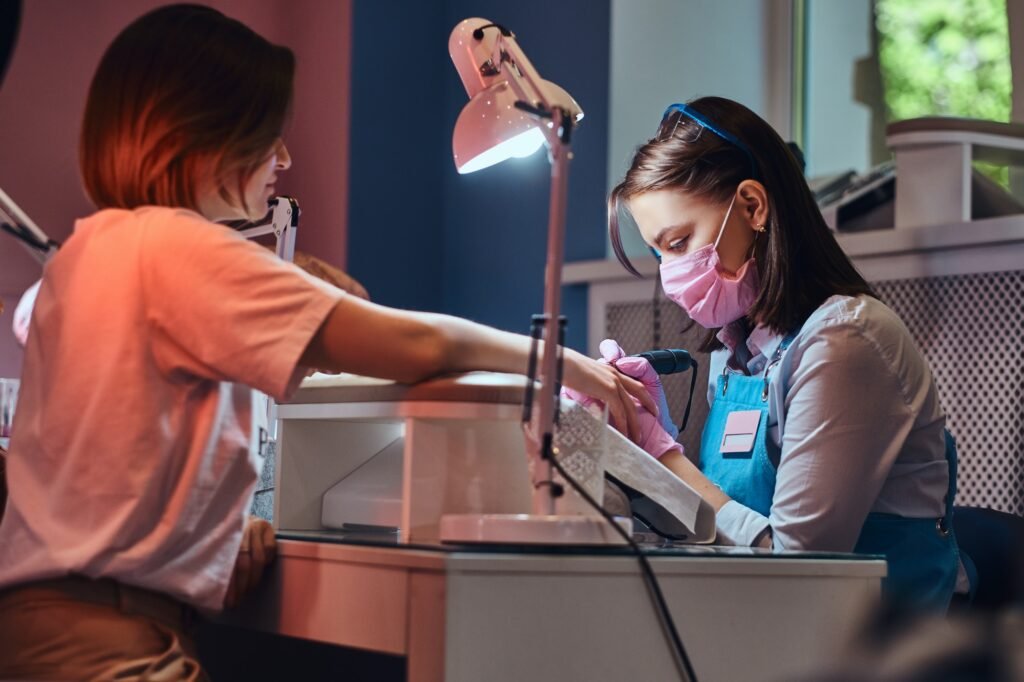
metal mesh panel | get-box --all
[601,270,1024,516]
[874,270,1024,515]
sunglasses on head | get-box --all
[659,102,759,180]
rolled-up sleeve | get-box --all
[715,500,770,546]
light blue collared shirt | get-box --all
[709,295,950,552]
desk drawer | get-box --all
[222,553,410,656]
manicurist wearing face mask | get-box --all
[589,96,972,612]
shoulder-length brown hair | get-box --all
[609,96,874,351]
[80,4,294,214]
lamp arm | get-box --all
[0,186,57,265]
[454,19,580,512]
[233,196,299,262]
[491,34,554,114]
[490,34,575,149]
[477,31,580,512]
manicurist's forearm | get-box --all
[661,451,773,549]
[660,451,731,511]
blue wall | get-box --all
[346,2,448,314]
[347,0,611,351]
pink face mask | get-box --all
[659,195,760,328]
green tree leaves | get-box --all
[877,0,1011,123]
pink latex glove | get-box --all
[562,339,683,459]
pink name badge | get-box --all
[720,409,762,455]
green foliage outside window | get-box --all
[877,0,1011,122]
[877,0,1012,185]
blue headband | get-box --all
[660,102,759,180]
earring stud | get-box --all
[755,223,767,232]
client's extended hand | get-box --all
[561,348,657,444]
[224,516,277,609]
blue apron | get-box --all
[699,333,961,611]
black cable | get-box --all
[653,268,662,350]
[547,454,698,681]
[651,270,699,435]
[678,367,698,434]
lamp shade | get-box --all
[449,18,583,174]
[454,80,582,174]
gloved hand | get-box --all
[562,339,683,459]
[598,340,680,440]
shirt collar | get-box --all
[715,321,745,353]
[716,320,785,374]
[748,325,782,363]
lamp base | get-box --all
[439,513,631,545]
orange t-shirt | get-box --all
[0,206,343,610]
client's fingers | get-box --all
[619,382,642,442]
[620,373,658,416]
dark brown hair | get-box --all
[80,4,294,213]
[609,96,874,351]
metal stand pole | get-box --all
[532,131,571,516]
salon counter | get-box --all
[215,534,886,682]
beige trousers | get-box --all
[0,579,207,681]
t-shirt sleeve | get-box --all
[140,210,344,401]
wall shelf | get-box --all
[563,214,1024,287]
